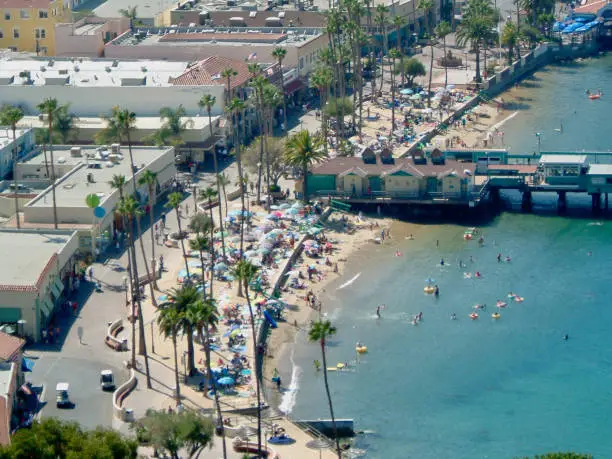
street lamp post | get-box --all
[150,321,155,354]
[122,276,128,306]
[256,161,262,205]
[535,132,542,155]
[182,351,188,383]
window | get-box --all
[20,9,30,19]
[35,28,46,39]
[8,46,17,52]
[4,11,10,20]
[13,28,19,38]
[39,10,48,18]
[0,30,3,39]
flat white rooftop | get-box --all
[25,146,173,208]
[540,154,588,165]
[0,58,190,88]
[18,115,218,131]
[0,231,75,287]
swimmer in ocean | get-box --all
[563,334,569,341]
[440,258,445,266]
[451,313,457,320]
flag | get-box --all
[248,52,257,60]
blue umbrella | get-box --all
[217,376,235,386]
[400,88,414,95]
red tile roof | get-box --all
[0,332,25,362]
[574,0,608,14]
[171,56,252,88]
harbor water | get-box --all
[286,53,612,458]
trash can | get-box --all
[124,408,134,422]
[121,338,128,351]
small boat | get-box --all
[492,312,501,319]
[469,312,479,320]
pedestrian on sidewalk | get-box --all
[159,255,164,273]
[154,232,160,246]
[88,267,94,281]
[160,213,166,229]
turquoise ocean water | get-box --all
[286,54,612,458]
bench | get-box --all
[105,319,127,351]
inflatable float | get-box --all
[356,346,368,354]
[513,296,524,303]
[424,286,436,294]
[496,301,507,308]
[492,312,501,319]
[589,94,601,100]
[469,312,479,320]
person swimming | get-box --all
[434,285,439,297]
[505,256,511,262]
[450,313,457,320]
[440,258,445,266]
[497,253,502,263]
[475,271,481,278]
[563,334,569,341]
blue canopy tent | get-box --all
[22,357,35,372]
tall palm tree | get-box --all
[435,21,452,88]
[0,105,24,229]
[392,15,406,86]
[308,320,341,458]
[388,48,401,131]
[218,173,230,218]
[185,299,227,459]
[36,98,60,229]
[249,75,267,203]
[198,94,226,259]
[157,306,182,402]
[199,186,224,264]
[138,170,158,289]
[309,67,333,154]
[232,260,263,456]
[271,47,288,135]
[221,67,238,106]
[501,21,519,65]
[167,191,191,279]
[152,105,193,147]
[261,84,282,209]
[189,212,214,298]
[226,97,247,258]
[99,106,157,308]
[375,5,390,98]
[159,285,200,376]
[456,0,495,83]
[285,130,328,202]
[118,196,152,388]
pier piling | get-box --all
[521,191,532,212]
[557,191,567,214]
[591,193,602,214]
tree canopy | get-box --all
[242,136,289,187]
[133,409,214,459]
[0,418,137,459]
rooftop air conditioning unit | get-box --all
[70,146,82,157]
[58,69,68,75]
[111,143,121,154]
[112,60,119,67]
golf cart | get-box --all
[56,382,70,408]
[100,370,115,391]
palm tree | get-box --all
[138,170,158,289]
[152,105,192,147]
[392,15,406,86]
[0,105,24,229]
[435,21,452,88]
[271,47,288,135]
[159,285,200,376]
[99,107,157,307]
[226,97,247,258]
[285,130,327,202]
[261,84,282,209]
[308,320,342,458]
[501,21,519,65]
[221,68,238,106]
[118,196,152,389]
[197,94,226,257]
[157,306,182,402]
[189,212,215,298]
[375,5,390,98]
[167,191,191,278]
[388,48,401,131]
[309,67,333,154]
[456,0,496,83]
[249,75,267,203]
[185,299,227,459]
[218,173,230,218]
[232,260,263,456]
[36,98,60,229]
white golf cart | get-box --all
[100,370,115,391]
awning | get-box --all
[40,298,53,317]
[284,79,304,94]
[54,278,65,296]
[21,357,35,372]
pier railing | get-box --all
[313,189,484,202]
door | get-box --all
[426,177,439,193]
[368,176,382,192]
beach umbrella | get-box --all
[285,207,300,215]
[158,294,168,302]
[446,84,455,90]
[400,88,414,95]
[306,438,333,459]
[270,205,281,210]
[265,214,279,221]
[279,203,291,209]
[292,201,304,209]
[214,262,228,272]
[244,250,258,258]
[188,260,203,268]
[217,376,235,386]
[410,94,421,101]
[214,230,229,238]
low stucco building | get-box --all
[14,144,177,253]
[0,230,79,342]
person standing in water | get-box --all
[376,306,381,318]
[434,285,439,297]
